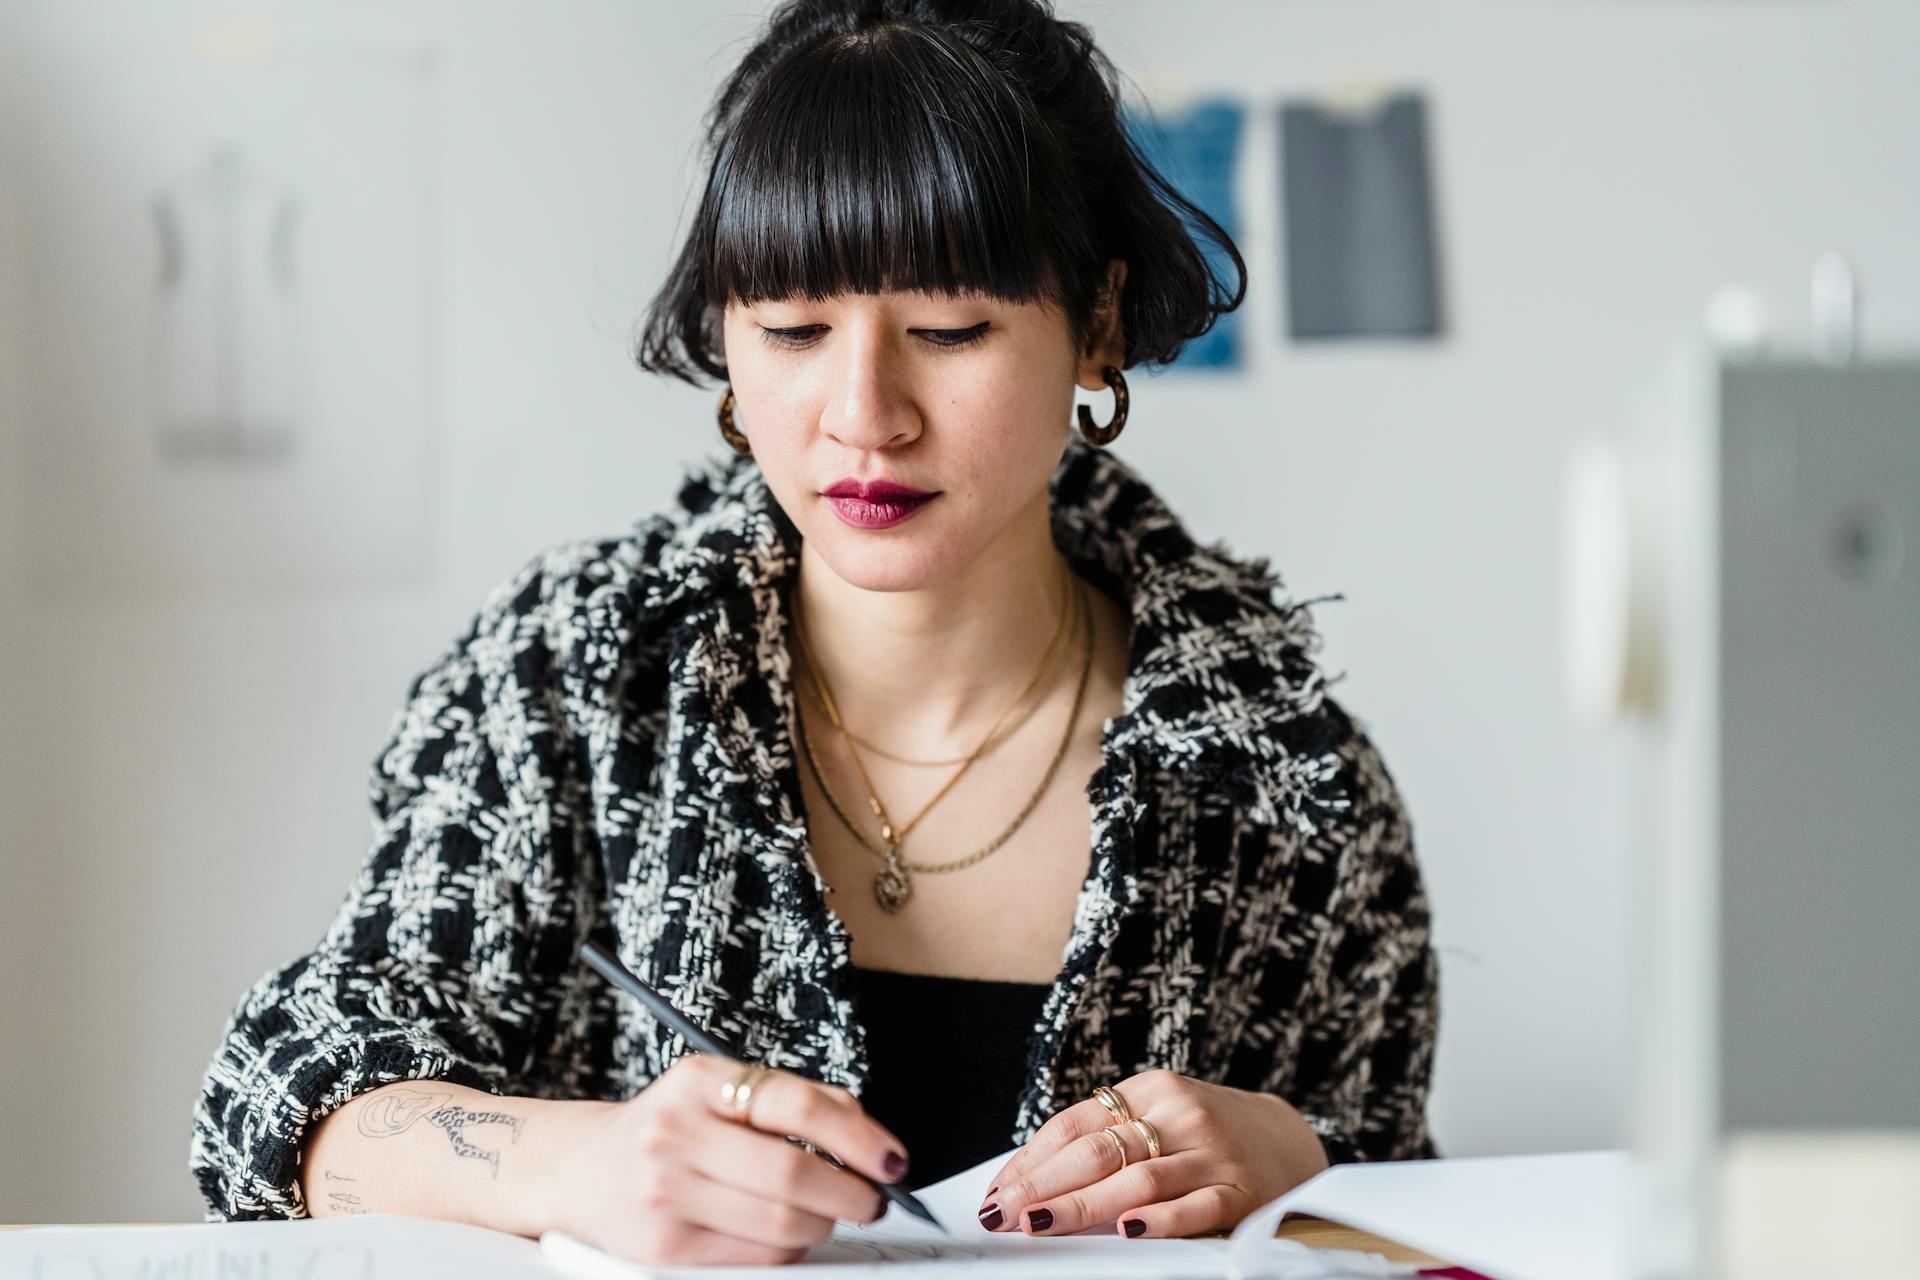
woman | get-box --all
[190,0,1439,1266]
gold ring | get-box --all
[720,1062,771,1124]
[1099,1124,1129,1171]
[1127,1116,1162,1159]
[1093,1085,1133,1125]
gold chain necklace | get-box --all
[794,568,1075,767]
[791,566,1095,912]
[789,557,1072,843]
[799,681,1052,767]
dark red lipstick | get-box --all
[821,477,940,529]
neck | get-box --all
[787,503,1076,757]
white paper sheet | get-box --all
[539,1151,1229,1278]
[539,1150,1412,1279]
[1229,1149,1633,1280]
[0,1213,557,1278]
[0,1149,1429,1280]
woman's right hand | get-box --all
[539,1052,910,1267]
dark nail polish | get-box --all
[1123,1217,1146,1238]
[883,1150,908,1181]
[978,1203,1003,1231]
[1028,1207,1053,1233]
[875,1193,890,1221]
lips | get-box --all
[822,478,937,501]
[820,477,940,530]
[822,490,937,530]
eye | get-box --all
[753,322,992,351]
[918,322,991,349]
[758,325,825,351]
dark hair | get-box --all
[633,0,1247,387]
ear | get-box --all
[1075,258,1129,392]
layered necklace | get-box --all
[789,561,1095,913]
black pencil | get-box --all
[579,940,947,1234]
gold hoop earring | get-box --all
[717,384,751,455]
[1077,365,1128,446]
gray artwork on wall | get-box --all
[1280,90,1444,341]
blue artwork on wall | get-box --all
[1121,97,1245,372]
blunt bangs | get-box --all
[701,25,1090,313]
[637,0,1246,387]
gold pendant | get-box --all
[873,847,912,913]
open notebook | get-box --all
[536,1148,1414,1278]
[0,1148,1410,1280]
[3,1151,1624,1278]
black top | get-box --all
[847,965,1053,1191]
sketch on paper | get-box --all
[150,145,306,461]
[12,12,439,598]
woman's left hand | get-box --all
[975,1069,1331,1239]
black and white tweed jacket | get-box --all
[189,433,1441,1221]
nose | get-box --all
[818,328,921,452]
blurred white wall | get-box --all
[1,0,1916,1224]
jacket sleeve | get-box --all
[188,552,592,1221]
[1278,708,1441,1165]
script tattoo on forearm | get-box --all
[321,1169,367,1215]
[326,1187,368,1216]
[355,1086,525,1178]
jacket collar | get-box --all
[570,434,1355,1111]
[632,434,1350,839]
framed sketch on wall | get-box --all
[11,10,440,599]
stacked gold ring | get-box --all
[1092,1085,1133,1125]
[1098,1125,1129,1171]
[720,1062,772,1124]
[1127,1116,1162,1159]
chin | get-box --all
[805,525,954,594]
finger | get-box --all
[690,1055,908,1184]
[689,1118,891,1227]
[980,1072,1178,1201]
[671,1166,846,1251]
[1007,1138,1208,1237]
[983,1118,1129,1230]
[1114,1182,1256,1240]
[981,1115,1179,1232]
[977,1095,1116,1208]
